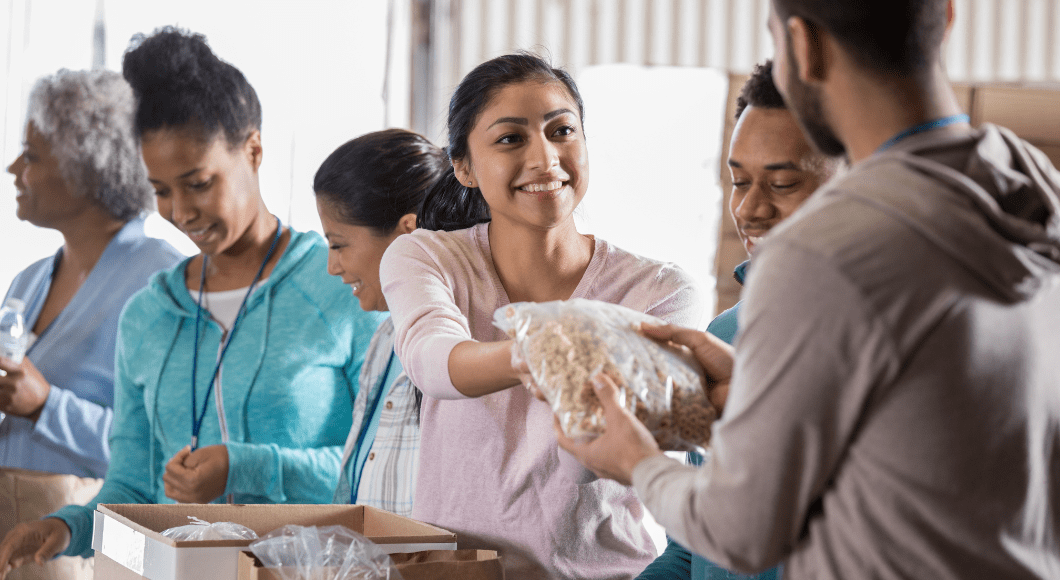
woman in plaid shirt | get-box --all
[314,129,448,515]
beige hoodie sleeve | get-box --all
[632,241,898,573]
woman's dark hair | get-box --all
[419,52,585,231]
[121,26,262,145]
[313,129,447,235]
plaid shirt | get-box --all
[334,317,420,516]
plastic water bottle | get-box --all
[0,298,28,364]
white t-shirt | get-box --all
[200,279,268,333]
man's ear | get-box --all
[396,212,417,234]
[244,130,263,171]
[786,16,827,84]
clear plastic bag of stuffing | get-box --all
[160,516,258,541]
[496,298,718,453]
[248,524,404,580]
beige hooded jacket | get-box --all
[634,123,1060,580]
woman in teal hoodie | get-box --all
[0,27,384,571]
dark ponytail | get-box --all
[122,26,261,145]
[418,168,490,231]
[419,51,584,232]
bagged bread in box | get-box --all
[495,298,717,453]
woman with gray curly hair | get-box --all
[0,69,182,580]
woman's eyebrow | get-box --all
[147,167,203,184]
[177,167,204,179]
[488,117,527,129]
[487,108,575,130]
[544,108,574,120]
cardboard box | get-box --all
[91,504,457,580]
[237,549,505,580]
[388,550,505,580]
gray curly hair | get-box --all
[26,69,154,221]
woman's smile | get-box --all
[516,179,570,200]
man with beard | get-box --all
[557,1,1060,579]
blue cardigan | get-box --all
[637,260,782,580]
[0,217,182,478]
[51,228,386,556]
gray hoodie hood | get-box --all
[838,123,1060,302]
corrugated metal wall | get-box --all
[416,0,1060,141]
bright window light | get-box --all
[576,64,728,323]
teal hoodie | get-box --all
[51,228,386,556]
[704,260,748,345]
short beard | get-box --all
[783,39,847,158]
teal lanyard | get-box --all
[349,349,396,503]
[190,217,282,451]
[876,114,970,153]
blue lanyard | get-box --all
[877,114,970,153]
[349,349,396,503]
[190,217,283,451]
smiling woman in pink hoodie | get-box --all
[379,52,704,580]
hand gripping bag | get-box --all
[496,298,717,453]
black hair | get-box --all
[418,52,585,231]
[314,129,447,235]
[121,26,262,145]
[734,60,786,120]
[772,0,948,76]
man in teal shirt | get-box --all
[637,59,841,580]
